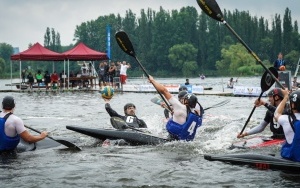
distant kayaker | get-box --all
[237,88,287,139]
[227,77,237,88]
[104,100,147,128]
[0,96,48,154]
[148,75,202,141]
[275,89,300,162]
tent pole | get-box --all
[68,59,69,90]
[19,60,21,91]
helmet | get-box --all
[179,85,188,92]
[183,93,198,108]
[289,90,300,111]
[124,103,136,111]
[2,96,15,110]
[267,88,284,100]
[178,91,188,100]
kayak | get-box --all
[204,153,300,173]
[16,137,62,153]
[229,136,285,149]
[66,126,168,146]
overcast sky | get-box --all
[1,0,299,52]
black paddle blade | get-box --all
[115,31,136,57]
[110,117,128,130]
[261,67,278,91]
[196,0,223,22]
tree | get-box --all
[0,43,14,72]
[216,43,258,75]
[168,43,198,77]
[0,58,5,75]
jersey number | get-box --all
[187,122,197,135]
[126,116,134,123]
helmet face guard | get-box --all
[178,91,188,100]
[268,88,284,101]
[183,94,197,108]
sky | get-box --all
[0,0,299,52]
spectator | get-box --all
[50,71,59,89]
[108,62,116,87]
[98,62,107,89]
[44,71,51,90]
[274,52,286,71]
[120,61,130,85]
[35,70,43,89]
[27,72,34,89]
[185,78,190,85]
[21,69,27,84]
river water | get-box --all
[1,77,300,188]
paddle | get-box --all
[151,95,230,111]
[115,31,172,112]
[196,0,284,89]
[239,67,278,135]
[24,125,81,151]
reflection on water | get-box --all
[1,77,300,187]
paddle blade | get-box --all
[196,0,224,22]
[110,117,128,130]
[261,67,278,91]
[151,96,164,105]
[115,31,136,57]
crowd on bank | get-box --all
[19,60,130,90]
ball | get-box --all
[279,65,286,71]
[101,86,114,99]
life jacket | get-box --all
[269,115,285,139]
[166,108,202,141]
[281,117,300,162]
[0,113,20,151]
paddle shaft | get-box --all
[239,92,264,135]
[133,56,172,112]
[25,125,81,150]
[222,22,283,89]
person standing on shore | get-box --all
[274,52,286,71]
[120,61,130,85]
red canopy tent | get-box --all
[10,42,65,89]
[11,42,64,61]
[62,42,108,89]
[62,42,108,61]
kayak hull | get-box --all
[204,153,300,173]
[66,126,167,146]
[229,136,285,149]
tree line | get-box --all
[1,6,300,78]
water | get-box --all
[1,77,300,188]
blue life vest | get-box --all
[281,119,300,162]
[166,111,202,141]
[0,113,20,151]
